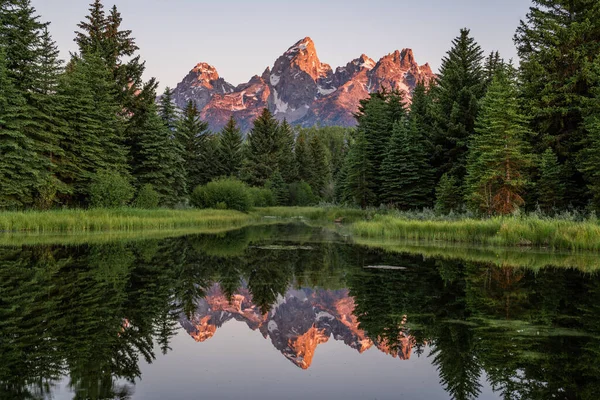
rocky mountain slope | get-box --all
[171,37,435,131]
[179,284,414,369]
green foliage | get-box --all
[133,184,160,209]
[465,67,532,215]
[249,187,276,207]
[288,181,316,206]
[307,134,331,199]
[342,129,375,208]
[381,119,434,210]
[0,47,38,209]
[243,108,281,186]
[516,0,600,207]
[436,173,463,214]
[265,170,289,206]
[89,169,134,208]
[537,148,565,213]
[277,119,298,183]
[57,52,128,203]
[431,28,485,182]
[191,177,252,212]
[354,90,406,203]
[217,116,244,178]
[130,102,178,205]
[178,99,209,193]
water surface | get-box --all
[1,223,599,399]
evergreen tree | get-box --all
[277,119,298,183]
[178,100,209,192]
[483,51,503,87]
[515,0,600,207]
[217,116,244,178]
[465,67,532,215]
[130,103,176,204]
[158,87,178,131]
[354,91,405,204]
[431,28,485,183]
[343,130,375,208]
[295,130,313,184]
[307,134,330,199]
[57,52,128,202]
[537,148,565,213]
[0,48,38,208]
[158,88,186,202]
[243,108,280,186]
[381,119,434,210]
[410,80,435,155]
[266,170,288,206]
[435,173,463,214]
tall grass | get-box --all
[0,208,251,233]
[351,214,600,251]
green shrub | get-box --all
[191,177,252,212]
[133,184,160,209]
[289,181,316,206]
[249,187,276,207]
[89,170,134,208]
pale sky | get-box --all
[31,0,532,91]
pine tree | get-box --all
[431,28,485,183]
[354,91,405,204]
[410,80,435,155]
[537,148,565,213]
[465,67,532,215]
[158,87,179,131]
[266,170,288,206]
[74,0,106,56]
[307,134,330,199]
[483,51,503,87]
[130,103,176,204]
[243,108,280,186]
[515,0,600,207]
[57,52,128,202]
[277,119,298,183]
[435,173,463,214]
[343,130,375,208]
[217,116,244,178]
[295,130,313,184]
[178,100,209,192]
[381,119,434,210]
[0,48,38,208]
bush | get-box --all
[133,184,160,209]
[249,187,276,207]
[191,177,252,212]
[89,170,134,208]
[289,181,316,206]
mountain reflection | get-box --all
[0,223,599,400]
[180,284,413,369]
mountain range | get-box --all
[171,37,435,131]
[179,284,414,369]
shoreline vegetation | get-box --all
[1,206,600,252]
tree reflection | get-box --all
[1,224,600,399]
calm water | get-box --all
[1,223,599,400]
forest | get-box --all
[1,0,599,217]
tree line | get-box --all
[341,1,600,214]
[1,0,599,214]
[0,0,349,210]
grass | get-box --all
[254,206,600,252]
[0,208,251,233]
[351,214,600,251]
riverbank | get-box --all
[256,207,600,251]
[1,206,599,252]
[0,208,251,233]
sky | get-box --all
[31,0,532,91]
